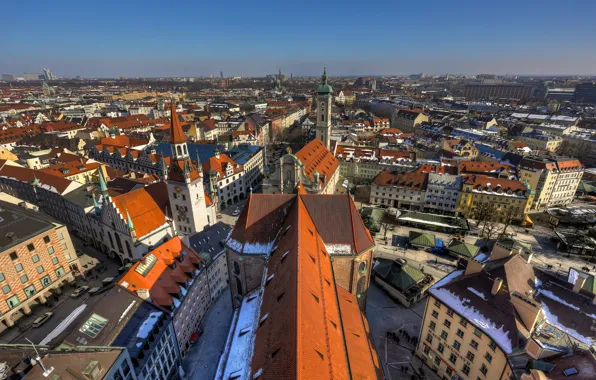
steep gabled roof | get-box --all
[169,104,186,144]
[295,139,339,184]
[111,181,169,239]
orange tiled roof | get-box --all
[373,171,428,190]
[295,139,339,185]
[248,194,380,379]
[202,154,242,178]
[458,161,515,175]
[0,165,78,194]
[111,181,170,239]
[118,237,203,308]
[462,174,526,192]
[416,164,458,175]
[39,160,100,178]
[99,135,148,148]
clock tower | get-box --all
[165,103,211,234]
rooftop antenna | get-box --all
[25,338,54,377]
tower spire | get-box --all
[126,209,135,231]
[98,169,108,195]
[169,103,186,144]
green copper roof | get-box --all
[316,66,333,95]
[98,170,108,193]
[126,209,135,231]
[373,258,427,292]
[409,231,436,248]
[446,239,480,258]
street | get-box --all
[366,282,440,380]
[182,288,233,380]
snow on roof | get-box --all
[136,311,163,339]
[539,303,594,346]
[218,291,262,380]
[430,287,514,354]
[324,243,352,255]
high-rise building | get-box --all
[1,73,15,81]
[315,67,332,150]
[43,68,55,81]
[220,71,223,78]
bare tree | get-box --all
[473,203,496,237]
[379,212,396,241]
[500,207,517,237]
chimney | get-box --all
[137,288,151,300]
[527,253,534,264]
[573,273,588,293]
[491,278,503,296]
[465,259,484,276]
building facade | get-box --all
[424,173,463,215]
[518,156,583,210]
[457,175,534,223]
[0,201,76,326]
[370,171,428,210]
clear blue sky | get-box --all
[1,0,595,77]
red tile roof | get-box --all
[373,171,428,190]
[462,174,527,193]
[295,139,339,185]
[118,237,204,308]
[416,164,458,175]
[202,154,242,178]
[248,194,380,379]
[0,165,79,194]
[111,181,170,239]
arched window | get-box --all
[321,114,324,122]
[234,261,241,275]
[357,276,367,295]
[115,233,124,253]
[125,241,132,257]
[358,261,366,273]
[177,146,182,156]
[183,145,187,155]
[107,232,115,249]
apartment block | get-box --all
[0,201,76,326]
[518,156,584,210]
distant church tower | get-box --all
[316,67,333,149]
[165,103,211,234]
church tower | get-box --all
[315,67,333,149]
[166,103,211,235]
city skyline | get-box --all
[1,0,596,77]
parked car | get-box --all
[32,312,53,328]
[71,286,89,298]
[231,208,241,216]
[76,250,84,257]
[88,286,102,295]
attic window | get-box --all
[239,327,251,336]
[312,293,320,303]
[324,279,331,287]
[352,332,360,338]
[321,249,327,257]
[266,274,275,285]
[308,229,314,236]
[310,255,316,264]
[315,350,324,360]
[281,251,289,262]
[271,347,281,358]
[330,320,337,329]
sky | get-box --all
[1,0,595,78]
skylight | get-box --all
[79,313,108,338]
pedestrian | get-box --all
[405,367,408,373]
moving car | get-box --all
[32,312,53,328]
[71,286,89,298]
